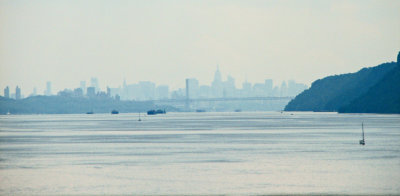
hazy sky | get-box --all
[0,0,399,95]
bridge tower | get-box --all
[185,79,190,111]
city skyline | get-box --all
[1,1,399,95]
[1,63,316,96]
[0,1,399,195]
[2,67,308,101]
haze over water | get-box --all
[0,112,399,195]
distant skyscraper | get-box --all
[212,66,222,86]
[186,78,199,99]
[186,79,189,99]
[15,86,21,100]
[73,88,83,97]
[223,75,236,97]
[86,87,96,98]
[80,81,86,95]
[215,65,221,79]
[4,86,9,98]
[107,87,111,97]
[46,81,52,96]
[122,79,128,99]
[212,66,223,97]
[90,77,99,93]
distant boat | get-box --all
[138,112,142,121]
[6,110,10,115]
[147,110,156,115]
[86,111,94,114]
[359,122,365,145]
[111,110,119,114]
[147,109,166,115]
[234,109,242,112]
[196,109,206,112]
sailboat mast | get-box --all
[362,122,364,140]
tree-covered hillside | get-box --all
[284,59,398,113]
[339,63,400,113]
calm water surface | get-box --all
[0,112,399,195]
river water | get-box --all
[0,112,399,195]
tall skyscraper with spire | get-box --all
[212,65,222,85]
[212,66,223,97]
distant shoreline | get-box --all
[2,111,400,116]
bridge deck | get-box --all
[154,96,294,103]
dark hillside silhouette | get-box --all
[285,62,397,112]
[339,54,400,113]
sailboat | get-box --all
[359,122,365,145]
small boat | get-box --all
[196,109,206,112]
[359,122,365,145]
[86,111,94,114]
[234,109,242,112]
[111,109,119,114]
[147,110,156,115]
[138,112,142,121]
[147,109,166,115]
[6,110,10,115]
[156,109,166,114]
